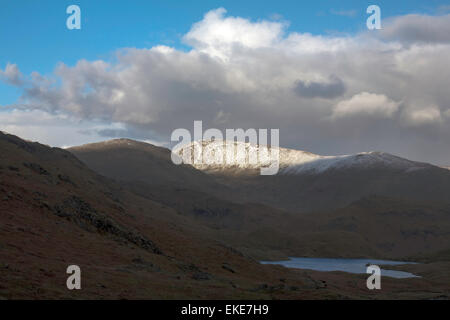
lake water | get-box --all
[261,257,418,278]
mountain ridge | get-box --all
[173,139,434,175]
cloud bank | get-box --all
[2,8,450,165]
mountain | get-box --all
[173,140,432,175]
[67,137,450,261]
[2,131,450,299]
[74,139,450,213]
[68,139,221,191]
[173,140,450,212]
[0,131,312,299]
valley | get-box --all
[1,132,450,299]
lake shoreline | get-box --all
[261,257,419,279]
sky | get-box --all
[1,0,450,165]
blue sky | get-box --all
[0,0,447,105]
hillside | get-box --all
[69,139,222,192]
[2,132,450,299]
[68,138,450,262]
[0,132,308,299]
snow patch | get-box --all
[173,140,429,175]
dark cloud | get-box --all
[294,75,346,99]
[381,14,450,44]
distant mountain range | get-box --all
[69,138,450,259]
[167,141,450,212]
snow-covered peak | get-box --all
[282,151,428,174]
[172,140,430,175]
[173,140,283,171]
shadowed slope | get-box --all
[67,137,450,262]
[0,132,308,299]
[2,132,450,299]
[69,139,222,192]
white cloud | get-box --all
[403,105,443,126]
[332,92,400,119]
[183,8,285,59]
[0,109,130,147]
[1,9,450,164]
